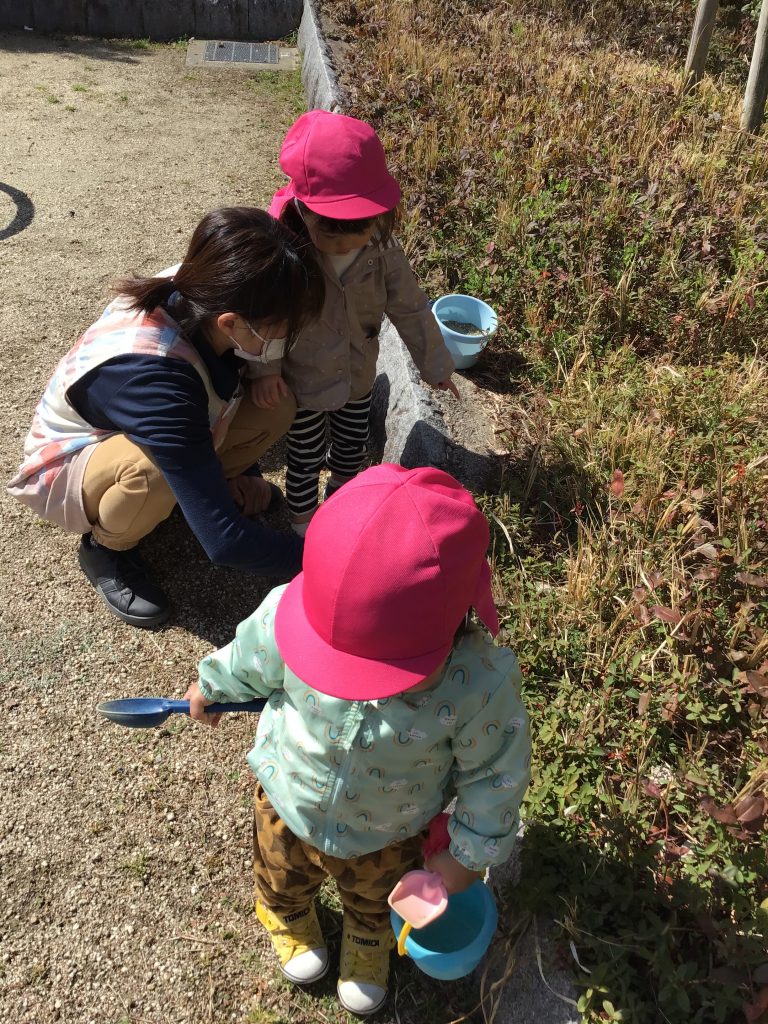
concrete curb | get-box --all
[296,0,497,491]
[298,0,344,112]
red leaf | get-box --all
[734,794,767,826]
[664,841,690,860]
[643,779,663,799]
[735,572,768,589]
[700,797,739,824]
[651,605,682,625]
[609,469,625,497]
[485,241,495,254]
[746,672,768,699]
[647,570,664,589]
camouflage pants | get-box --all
[252,782,424,932]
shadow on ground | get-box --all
[497,821,766,1023]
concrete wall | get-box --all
[0,0,302,41]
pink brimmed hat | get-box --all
[274,464,499,700]
[275,109,401,220]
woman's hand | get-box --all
[251,374,290,409]
[183,681,222,728]
[431,376,461,400]
[227,475,273,516]
[424,849,483,894]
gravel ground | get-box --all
[0,32,318,1024]
[0,32,499,1024]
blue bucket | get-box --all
[432,294,497,369]
[390,880,498,981]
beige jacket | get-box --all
[250,236,455,411]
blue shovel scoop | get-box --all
[97,697,267,729]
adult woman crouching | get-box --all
[8,207,324,629]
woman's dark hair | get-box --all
[280,199,399,246]
[112,207,324,347]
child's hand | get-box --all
[184,681,222,728]
[250,374,291,409]
[431,376,461,400]
[424,849,483,894]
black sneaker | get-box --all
[77,534,170,628]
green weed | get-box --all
[337,1,768,1020]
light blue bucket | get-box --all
[432,294,498,369]
[390,880,498,981]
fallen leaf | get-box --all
[734,794,767,827]
[651,605,682,625]
[694,566,720,581]
[638,691,651,716]
[735,572,768,589]
[664,841,691,860]
[693,543,719,561]
[700,797,739,824]
[746,672,768,699]
[643,779,663,799]
[609,469,625,497]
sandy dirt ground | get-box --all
[0,29,495,1024]
[0,31,498,1024]
[0,32,330,1024]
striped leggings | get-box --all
[286,392,371,516]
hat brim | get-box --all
[299,176,402,221]
[274,572,453,701]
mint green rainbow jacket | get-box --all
[197,585,531,871]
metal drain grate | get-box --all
[204,41,279,64]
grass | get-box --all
[325,1,768,1021]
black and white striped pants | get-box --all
[285,392,372,516]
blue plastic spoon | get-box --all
[97,697,266,729]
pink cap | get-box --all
[274,464,499,700]
[274,109,401,220]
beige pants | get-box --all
[82,393,295,550]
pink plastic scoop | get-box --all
[388,870,449,955]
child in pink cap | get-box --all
[186,463,531,1017]
[251,110,459,536]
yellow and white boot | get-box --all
[256,900,329,984]
[337,917,393,1016]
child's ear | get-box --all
[216,312,237,334]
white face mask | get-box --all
[229,323,288,364]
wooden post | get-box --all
[684,0,720,92]
[742,0,768,133]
